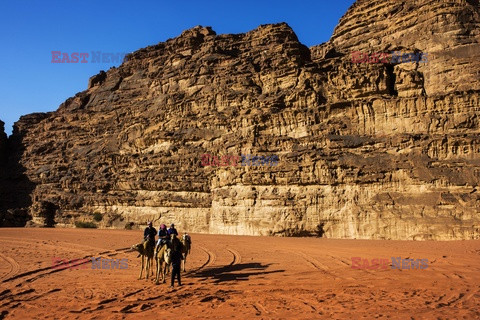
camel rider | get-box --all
[157,224,169,246]
[143,221,157,245]
[155,224,168,258]
[167,223,178,236]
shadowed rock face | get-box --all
[1,1,479,239]
[0,118,36,227]
[0,120,9,226]
[0,120,6,165]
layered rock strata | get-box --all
[1,0,479,239]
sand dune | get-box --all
[1,228,479,319]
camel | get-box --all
[131,238,154,280]
[154,244,171,284]
[181,233,192,272]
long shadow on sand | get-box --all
[190,263,284,284]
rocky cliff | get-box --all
[1,0,479,239]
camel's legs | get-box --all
[146,257,150,280]
[155,258,160,284]
[161,262,164,283]
[138,256,144,280]
[154,258,158,284]
[150,258,154,277]
[162,263,167,283]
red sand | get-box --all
[1,228,479,319]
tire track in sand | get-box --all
[0,288,62,310]
[186,246,216,275]
[0,253,20,282]
[226,248,241,266]
[2,247,131,284]
[1,246,142,312]
[104,246,217,304]
[295,251,346,280]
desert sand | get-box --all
[1,228,479,319]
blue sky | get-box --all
[0,0,355,136]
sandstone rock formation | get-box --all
[1,0,479,239]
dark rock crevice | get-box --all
[385,64,398,96]
[0,115,47,227]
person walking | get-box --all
[170,234,183,288]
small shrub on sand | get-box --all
[75,221,97,228]
[93,212,103,222]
